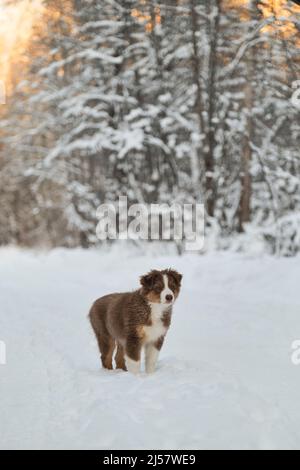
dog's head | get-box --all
[140,269,182,306]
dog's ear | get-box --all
[140,271,158,290]
[168,269,183,287]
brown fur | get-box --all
[89,269,182,372]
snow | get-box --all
[0,246,300,450]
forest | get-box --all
[0,0,299,254]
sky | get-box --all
[0,0,43,87]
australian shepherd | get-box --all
[89,269,182,374]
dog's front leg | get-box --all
[125,335,142,374]
[145,343,160,374]
[145,336,165,374]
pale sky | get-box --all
[0,0,43,85]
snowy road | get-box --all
[0,247,300,449]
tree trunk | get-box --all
[205,0,220,217]
[238,0,260,232]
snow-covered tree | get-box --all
[0,0,299,253]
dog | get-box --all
[89,269,182,374]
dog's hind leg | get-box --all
[89,306,115,370]
[99,335,115,370]
[115,343,127,371]
[94,331,115,370]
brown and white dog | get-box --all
[89,269,182,374]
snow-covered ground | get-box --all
[0,246,300,450]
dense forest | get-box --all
[0,0,299,254]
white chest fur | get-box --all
[144,303,169,344]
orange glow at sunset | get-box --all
[259,0,300,37]
[0,0,299,95]
[0,0,43,91]
[131,1,161,32]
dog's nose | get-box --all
[166,294,173,302]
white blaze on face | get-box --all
[160,274,174,304]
